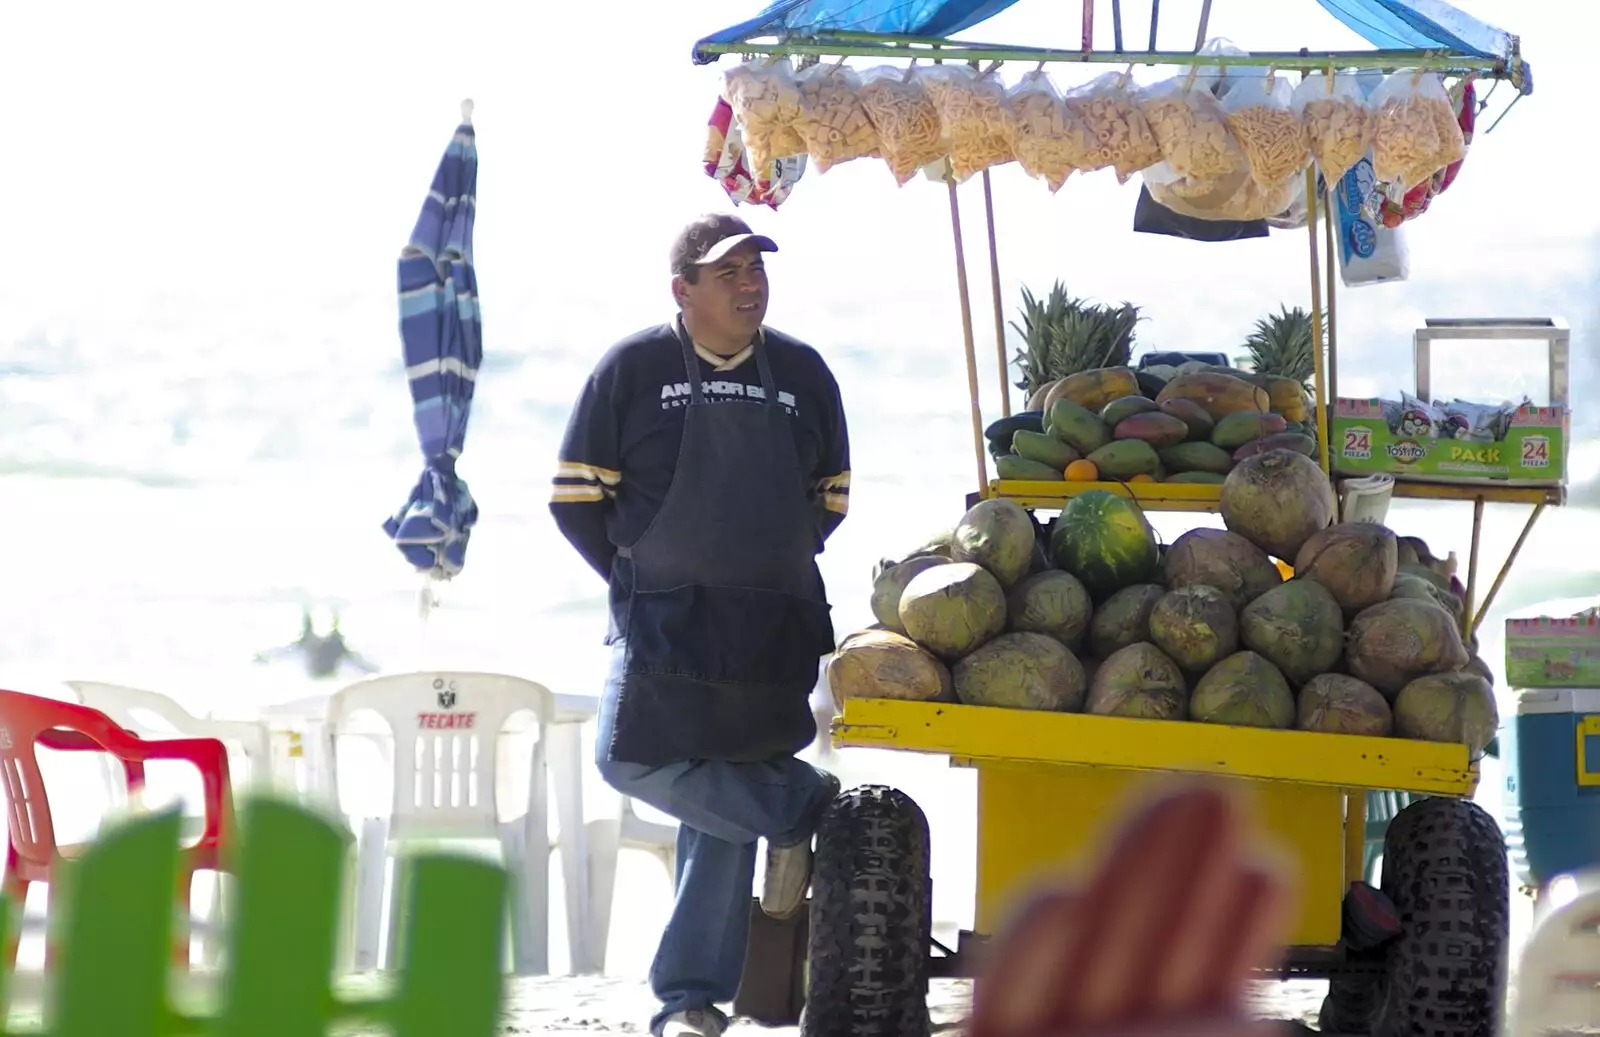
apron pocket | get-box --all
[626,584,835,686]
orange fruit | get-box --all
[1129,473,1156,483]
[1065,459,1099,481]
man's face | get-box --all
[676,242,769,345]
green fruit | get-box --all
[1049,491,1161,601]
[1212,411,1289,450]
[1013,430,1081,469]
[1158,398,1216,441]
[1158,441,1235,476]
[1100,395,1161,428]
[996,455,1066,481]
[1163,471,1227,484]
[985,411,1045,444]
[1113,412,1190,449]
[1045,399,1111,455]
[1086,439,1161,480]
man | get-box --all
[550,214,850,1037]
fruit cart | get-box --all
[691,3,1542,1036]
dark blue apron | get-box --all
[605,318,836,767]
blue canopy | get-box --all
[383,104,482,581]
[694,0,1518,63]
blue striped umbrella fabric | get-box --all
[384,101,482,580]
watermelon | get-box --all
[1050,491,1160,601]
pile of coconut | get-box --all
[828,449,1498,758]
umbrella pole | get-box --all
[1306,166,1331,477]
[982,170,1011,417]
[949,179,990,497]
[1323,183,1340,401]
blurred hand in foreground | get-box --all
[970,784,1295,1037]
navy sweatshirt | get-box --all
[550,322,850,635]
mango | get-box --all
[1158,441,1235,476]
[1158,398,1215,442]
[1211,411,1289,450]
[1045,399,1111,455]
[1232,432,1317,461]
[1113,412,1189,449]
[985,411,1045,445]
[1013,430,1081,469]
[1262,377,1313,423]
[1100,395,1161,428]
[1164,471,1227,484]
[1087,439,1161,481]
[996,454,1066,481]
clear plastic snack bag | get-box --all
[1138,74,1244,183]
[1393,392,1444,439]
[722,57,808,176]
[1439,398,1517,443]
[1222,71,1308,187]
[920,64,1016,182]
[1006,70,1094,192]
[795,63,880,173]
[1190,38,1267,101]
[856,65,948,186]
[1292,71,1372,186]
[1063,71,1162,182]
[1369,70,1461,190]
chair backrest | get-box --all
[324,672,554,838]
[65,681,272,785]
[0,690,142,870]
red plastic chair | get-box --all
[0,688,234,970]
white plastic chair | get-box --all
[324,672,557,975]
[1508,869,1600,1037]
[585,795,678,971]
[62,680,274,968]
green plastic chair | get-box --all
[3,795,508,1037]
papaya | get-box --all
[1045,399,1111,455]
[1158,441,1234,475]
[1100,395,1161,428]
[1114,412,1189,449]
[1026,380,1062,412]
[1013,430,1081,469]
[1232,432,1317,460]
[1211,411,1289,449]
[1164,471,1227,484]
[1041,367,1141,415]
[1086,440,1161,480]
[1262,377,1312,423]
[1158,398,1215,442]
[1155,372,1270,422]
[996,454,1067,481]
[985,411,1045,444]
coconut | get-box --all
[1189,652,1295,729]
[954,632,1088,712]
[1220,450,1338,562]
[1086,584,1165,660]
[1161,528,1283,609]
[1397,563,1453,595]
[1394,537,1421,568]
[899,562,1008,661]
[1238,580,1345,686]
[1388,572,1462,623]
[910,529,956,559]
[1148,585,1239,672]
[1393,671,1499,757]
[826,630,955,708]
[1007,570,1094,649]
[870,555,952,632]
[1465,654,1494,687]
[1293,523,1398,614]
[952,498,1038,587]
[1296,673,1393,736]
[1086,643,1188,719]
[1345,599,1470,699]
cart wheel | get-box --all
[1371,796,1509,1037]
[801,785,931,1037]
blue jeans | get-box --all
[595,644,832,1033]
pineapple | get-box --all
[1244,305,1320,388]
[1010,281,1142,396]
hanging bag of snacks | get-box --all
[921,64,1016,183]
[795,63,880,173]
[856,64,948,186]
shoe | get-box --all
[657,1009,725,1037]
[760,771,842,919]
